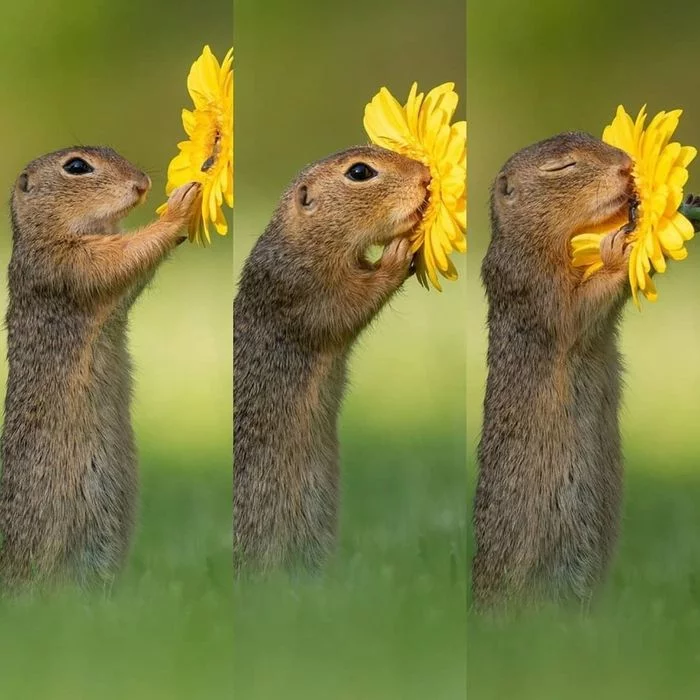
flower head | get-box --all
[363,83,467,290]
[571,105,696,305]
[157,45,233,244]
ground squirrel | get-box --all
[233,146,430,572]
[472,131,636,607]
[0,146,199,588]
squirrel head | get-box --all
[281,145,430,269]
[11,146,152,240]
[491,131,634,254]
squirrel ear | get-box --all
[296,184,317,214]
[496,173,514,198]
[17,172,31,193]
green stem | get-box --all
[679,195,700,230]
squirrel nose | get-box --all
[419,165,431,187]
[133,174,152,197]
[618,154,633,176]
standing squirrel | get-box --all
[0,146,199,587]
[472,131,635,607]
[234,146,430,572]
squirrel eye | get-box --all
[539,159,577,173]
[345,163,377,182]
[63,157,94,175]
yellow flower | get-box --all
[571,105,696,305]
[363,83,467,290]
[157,45,233,244]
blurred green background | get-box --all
[233,1,466,698]
[468,1,700,697]
[0,2,232,697]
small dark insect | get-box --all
[201,131,222,173]
[625,195,640,234]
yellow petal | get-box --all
[363,81,466,290]
[601,103,696,306]
[581,261,604,281]
[159,45,233,242]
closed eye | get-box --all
[539,159,577,173]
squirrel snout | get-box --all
[132,174,152,197]
[418,165,431,187]
[619,164,632,177]
[618,155,633,177]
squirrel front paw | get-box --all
[377,236,414,284]
[161,182,201,229]
[600,225,630,271]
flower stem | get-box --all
[680,194,700,230]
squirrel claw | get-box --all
[600,225,630,269]
[163,182,201,224]
[379,236,413,278]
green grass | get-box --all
[0,452,233,699]
[233,429,467,700]
[467,467,700,699]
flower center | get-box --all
[635,181,658,240]
[201,129,221,173]
[420,161,440,229]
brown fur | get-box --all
[233,145,429,573]
[472,131,635,608]
[0,146,198,588]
